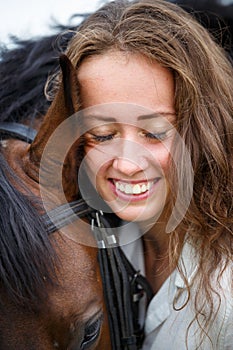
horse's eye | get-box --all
[80,316,102,349]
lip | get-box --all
[108,178,161,202]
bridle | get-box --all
[0,122,37,143]
[0,122,153,350]
[90,212,154,349]
[44,204,154,349]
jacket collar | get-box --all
[175,237,199,289]
[145,237,199,333]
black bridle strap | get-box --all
[42,199,94,235]
[91,211,154,350]
[0,122,37,143]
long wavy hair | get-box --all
[62,0,233,346]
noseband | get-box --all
[0,122,153,350]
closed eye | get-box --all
[68,313,104,350]
[91,133,115,143]
[87,133,115,144]
[80,315,103,349]
[141,126,174,142]
[144,131,167,140]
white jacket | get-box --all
[120,224,233,350]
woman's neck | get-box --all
[142,221,172,294]
[141,221,186,294]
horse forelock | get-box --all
[0,37,59,125]
[0,153,58,308]
[0,19,85,126]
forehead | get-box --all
[77,51,175,113]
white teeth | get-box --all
[125,184,132,194]
[119,184,124,192]
[133,184,141,194]
[141,184,147,193]
[115,181,154,195]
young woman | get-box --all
[55,0,233,348]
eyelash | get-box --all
[90,131,168,143]
[91,133,115,142]
[143,131,167,141]
[80,316,103,349]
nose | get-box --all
[112,139,149,176]
[112,157,143,176]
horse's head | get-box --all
[0,55,110,349]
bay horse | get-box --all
[0,27,153,350]
[0,33,111,349]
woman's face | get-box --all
[77,51,176,222]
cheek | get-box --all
[83,148,111,183]
[157,150,171,171]
[149,144,172,173]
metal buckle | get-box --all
[91,211,118,248]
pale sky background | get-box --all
[0,0,232,48]
[0,0,107,47]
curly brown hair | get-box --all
[63,0,233,346]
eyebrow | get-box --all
[137,112,176,121]
[83,112,176,122]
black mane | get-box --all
[0,36,57,125]
[0,153,57,307]
[0,15,87,125]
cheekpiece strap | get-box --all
[0,122,37,143]
[90,211,154,350]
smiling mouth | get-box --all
[112,179,160,195]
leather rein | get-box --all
[0,122,153,350]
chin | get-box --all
[109,203,164,224]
